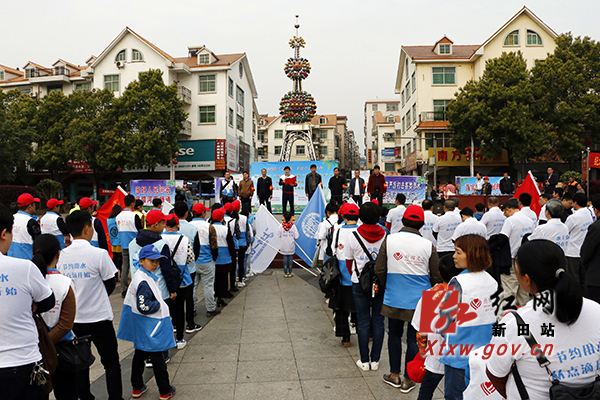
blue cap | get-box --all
[139,245,166,260]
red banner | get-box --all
[215,139,226,170]
[590,152,600,169]
[95,187,127,259]
[514,171,541,216]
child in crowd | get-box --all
[117,244,176,400]
[278,212,299,277]
[474,202,485,221]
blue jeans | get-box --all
[283,255,293,274]
[352,283,384,363]
[387,318,418,377]
[418,370,444,400]
[444,365,466,400]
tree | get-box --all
[113,69,187,172]
[531,33,600,163]
[35,179,62,202]
[0,90,34,182]
[447,52,554,164]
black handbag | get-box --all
[510,312,600,399]
[352,231,383,298]
[319,229,340,294]
[55,335,96,372]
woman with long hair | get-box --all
[32,234,77,400]
[486,240,600,399]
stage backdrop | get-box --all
[456,176,503,195]
[382,176,427,205]
[250,161,337,213]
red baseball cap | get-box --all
[165,214,179,225]
[484,176,489,180]
[371,199,379,205]
[79,197,98,209]
[232,199,241,211]
[192,203,206,214]
[146,209,167,225]
[224,202,234,213]
[404,205,425,222]
[46,198,64,209]
[17,193,40,206]
[212,208,225,222]
[344,204,359,216]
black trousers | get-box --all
[221,196,234,205]
[352,195,363,206]
[331,194,342,206]
[335,311,357,339]
[259,196,272,213]
[131,350,171,395]
[240,196,252,210]
[215,271,230,298]
[282,193,294,215]
[0,362,45,400]
[372,192,383,206]
[169,284,195,340]
[73,320,122,400]
[229,257,237,290]
[238,247,247,281]
[52,366,78,400]
[112,251,122,272]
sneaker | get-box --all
[132,385,148,398]
[236,281,246,288]
[356,359,370,371]
[186,324,202,333]
[350,323,357,335]
[370,361,379,371]
[400,379,416,393]
[342,336,351,348]
[176,340,187,349]
[145,359,153,368]
[382,373,402,388]
[164,356,171,364]
[159,386,176,399]
[206,310,221,317]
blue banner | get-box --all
[383,176,427,204]
[130,180,176,206]
[294,185,326,266]
[457,176,503,195]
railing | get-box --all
[419,111,448,122]
[180,120,192,137]
[177,85,192,105]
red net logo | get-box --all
[419,288,477,334]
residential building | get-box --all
[394,6,557,181]
[344,130,360,172]
[364,100,402,170]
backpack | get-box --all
[170,235,183,287]
[324,220,335,257]
[319,227,340,294]
[352,231,384,298]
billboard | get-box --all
[130,180,176,206]
[383,176,427,204]
[226,134,239,172]
[456,176,503,195]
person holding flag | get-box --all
[279,166,297,215]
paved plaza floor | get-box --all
[81,268,445,400]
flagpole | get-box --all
[254,236,318,277]
[295,243,314,266]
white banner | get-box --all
[250,205,281,274]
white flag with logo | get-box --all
[250,205,281,274]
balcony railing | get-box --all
[53,67,71,76]
[177,85,192,105]
[419,111,448,122]
[180,120,192,137]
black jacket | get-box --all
[93,218,109,251]
[499,178,513,194]
[134,229,178,294]
[348,177,365,196]
[488,233,512,270]
[256,176,273,198]
[544,174,559,194]
[305,173,322,197]
[583,220,600,286]
[328,175,346,196]
[482,182,492,196]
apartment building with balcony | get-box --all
[0,27,259,178]
[364,100,402,170]
[394,6,557,180]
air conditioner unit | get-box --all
[116,61,124,69]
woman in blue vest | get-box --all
[210,207,235,308]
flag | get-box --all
[295,185,326,265]
[250,205,282,274]
[95,186,127,258]
[515,170,541,216]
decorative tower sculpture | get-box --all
[279,16,317,161]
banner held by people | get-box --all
[294,185,326,266]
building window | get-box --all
[274,130,283,139]
[405,82,411,100]
[319,117,327,124]
[25,69,36,79]
[257,131,265,141]
[504,30,519,46]
[236,85,244,105]
[320,130,328,139]
[259,118,266,126]
[274,145,282,155]
[104,75,119,92]
[385,163,395,172]
[405,58,409,79]
[228,107,234,127]
[386,103,398,111]
[237,114,244,132]
[320,146,328,156]
[439,44,451,54]
[406,111,411,127]
[433,100,451,121]
[132,49,144,62]
[384,133,394,142]
[257,148,265,156]
[412,103,417,124]
[401,91,405,107]
[74,82,91,92]
[296,145,305,155]
[198,105,216,124]
[47,85,63,93]
[199,75,216,92]
[372,104,378,111]
[239,63,244,78]
[198,54,210,64]
[402,116,405,132]
[228,77,233,97]
[527,30,542,45]
[0,71,4,81]
[411,72,416,93]
[432,67,455,85]
[115,50,126,63]
[387,116,395,123]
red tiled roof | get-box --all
[0,64,24,77]
[26,62,52,73]
[403,45,479,60]
[374,111,400,124]
[416,121,450,130]
[173,53,245,68]
[311,115,337,126]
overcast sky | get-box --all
[2,0,599,157]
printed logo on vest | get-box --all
[470,298,482,310]
[393,252,403,261]
[480,381,495,395]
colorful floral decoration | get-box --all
[279,91,317,124]
[284,57,311,80]
[289,36,306,49]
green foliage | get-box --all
[35,179,62,202]
[113,69,186,171]
[0,90,34,182]
[559,171,583,183]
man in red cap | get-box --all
[374,204,441,393]
[78,197,108,251]
[8,193,41,259]
[40,198,70,248]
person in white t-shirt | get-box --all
[486,240,600,400]
[432,199,462,259]
[386,193,406,233]
[499,199,535,308]
[316,203,339,262]
[420,200,438,246]
[451,207,487,240]
[537,194,552,226]
[475,172,484,194]
[452,197,461,215]
[529,199,569,253]
[519,193,538,226]
[57,210,122,400]
[565,193,594,290]
[481,196,506,239]
[0,204,55,400]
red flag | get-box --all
[514,171,541,216]
[95,187,127,258]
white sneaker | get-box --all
[350,323,357,335]
[370,361,379,371]
[356,359,370,371]
[236,281,246,288]
[176,340,187,349]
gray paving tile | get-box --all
[234,381,303,400]
[301,377,375,400]
[171,383,235,399]
[193,329,242,345]
[242,315,287,329]
[182,344,240,362]
[240,327,291,343]
[239,342,295,361]
[292,338,355,359]
[363,375,421,400]
[296,356,361,380]
[236,359,299,383]
[173,360,237,385]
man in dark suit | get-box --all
[328,167,345,206]
[305,164,322,200]
[256,168,273,213]
[544,167,559,195]
[499,172,514,194]
[582,196,600,303]
[367,165,386,206]
[348,170,365,205]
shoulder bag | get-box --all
[171,235,184,287]
[55,335,96,372]
[319,228,340,294]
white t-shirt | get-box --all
[538,204,548,224]
[386,205,406,233]
[433,211,462,252]
[529,218,569,253]
[480,206,506,239]
[500,211,535,258]
[565,207,594,258]
[520,206,538,226]
[420,210,438,246]
[588,205,597,223]
[343,229,385,284]
[476,178,484,191]
[452,217,487,240]
[353,180,361,196]
[316,215,337,261]
[487,299,600,400]
[56,239,117,323]
[0,253,53,368]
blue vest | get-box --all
[190,218,213,264]
[107,217,120,247]
[178,220,199,275]
[7,211,35,260]
[129,238,170,300]
[213,222,232,265]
